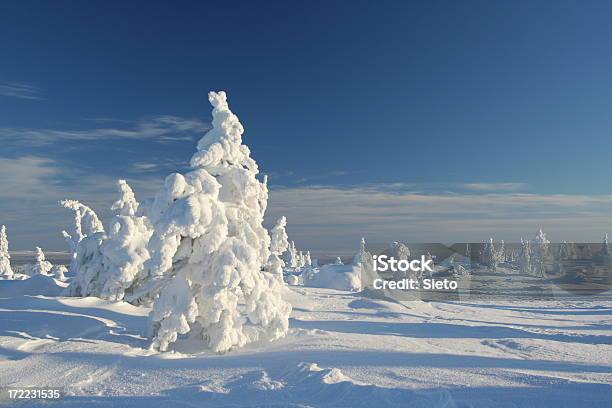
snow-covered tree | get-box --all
[266,216,290,281]
[60,199,105,274]
[353,237,376,287]
[558,241,571,259]
[51,265,68,281]
[284,241,300,268]
[303,251,312,267]
[0,225,14,279]
[60,200,104,244]
[145,91,291,352]
[65,180,152,302]
[600,233,611,258]
[25,247,53,276]
[390,241,411,279]
[518,238,531,275]
[390,241,410,260]
[480,238,504,271]
[531,229,549,277]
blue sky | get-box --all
[2,1,612,253]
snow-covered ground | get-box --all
[1,281,610,407]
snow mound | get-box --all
[0,274,67,297]
[292,362,357,384]
[304,263,362,291]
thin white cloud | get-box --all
[0,81,41,100]
[132,162,160,171]
[0,116,210,146]
[461,182,527,191]
[0,156,59,198]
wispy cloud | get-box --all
[132,162,160,171]
[0,156,59,199]
[0,116,210,146]
[130,158,188,173]
[0,81,41,100]
[461,182,527,192]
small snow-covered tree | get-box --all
[601,233,611,258]
[498,240,505,263]
[390,241,410,260]
[60,199,105,274]
[284,241,300,268]
[0,225,14,279]
[531,229,549,277]
[304,251,312,267]
[25,247,53,276]
[480,238,503,271]
[518,237,531,275]
[65,180,152,302]
[558,241,571,259]
[390,241,411,279]
[266,216,290,281]
[51,265,68,281]
[60,200,104,243]
[353,237,375,287]
[145,91,291,352]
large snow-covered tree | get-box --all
[64,180,152,302]
[145,91,291,353]
[0,225,14,279]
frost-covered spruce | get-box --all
[531,229,549,277]
[64,181,152,301]
[60,199,105,274]
[480,238,504,271]
[266,216,289,281]
[25,247,53,276]
[601,233,611,258]
[146,91,291,353]
[284,240,300,268]
[518,238,531,275]
[353,238,375,288]
[390,241,410,279]
[0,225,14,279]
[304,250,312,267]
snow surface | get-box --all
[1,279,610,407]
